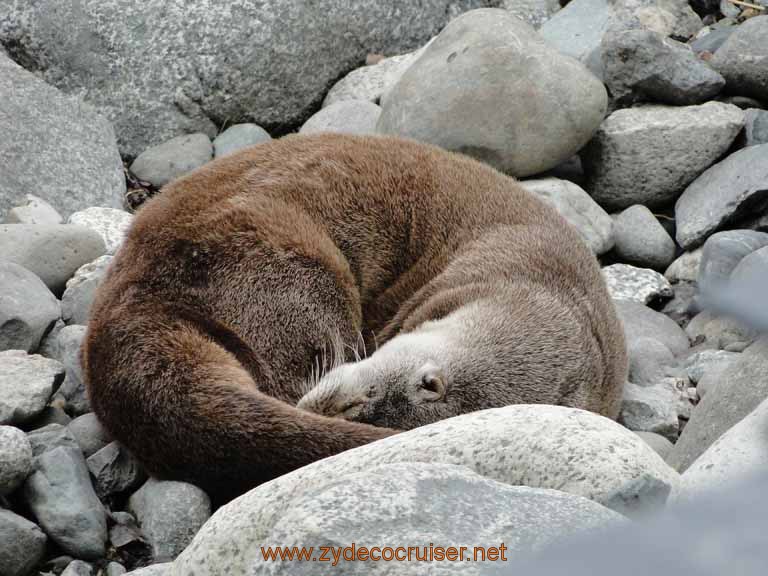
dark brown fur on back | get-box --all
[83,133,627,504]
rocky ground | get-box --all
[1,1,767,575]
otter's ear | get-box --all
[416,363,446,402]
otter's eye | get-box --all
[421,373,442,394]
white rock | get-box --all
[603,264,674,304]
[68,208,133,255]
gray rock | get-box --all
[0,224,107,295]
[129,479,212,562]
[61,256,112,326]
[685,310,757,350]
[582,102,744,210]
[0,508,47,576]
[105,562,127,576]
[675,145,768,249]
[730,244,768,288]
[602,264,674,305]
[658,280,697,326]
[68,413,111,458]
[633,431,674,460]
[668,338,768,472]
[130,134,213,188]
[87,442,146,499]
[602,28,724,106]
[689,26,736,55]
[300,100,381,136]
[109,513,144,551]
[628,337,679,385]
[54,325,89,416]
[124,564,171,576]
[0,261,61,352]
[710,17,768,102]
[377,9,607,177]
[0,425,33,495]
[26,406,72,429]
[212,124,271,159]
[68,209,133,255]
[664,249,702,283]
[61,560,93,576]
[697,230,768,295]
[37,319,65,360]
[498,0,561,27]
[620,378,688,441]
[27,424,80,460]
[615,300,690,356]
[520,178,614,255]
[684,349,740,388]
[4,194,63,225]
[0,53,125,219]
[0,351,64,425]
[24,445,108,559]
[613,205,677,270]
[0,0,492,158]
[742,109,768,147]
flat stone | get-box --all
[86,442,146,499]
[4,194,63,225]
[710,16,768,102]
[68,413,111,458]
[130,134,213,188]
[213,124,271,159]
[582,102,744,210]
[675,144,768,249]
[0,351,64,426]
[0,508,47,576]
[520,178,614,255]
[300,100,382,136]
[68,208,133,255]
[0,425,33,495]
[602,264,674,305]
[664,249,702,283]
[61,256,112,326]
[0,260,60,352]
[613,205,677,270]
[614,300,690,356]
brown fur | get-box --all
[83,133,627,504]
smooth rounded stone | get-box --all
[0,1,488,158]
[106,562,127,576]
[130,134,213,188]
[62,560,94,576]
[675,396,768,503]
[620,378,688,441]
[696,230,768,294]
[68,413,111,458]
[685,310,757,350]
[4,194,63,225]
[0,53,125,219]
[741,109,768,147]
[208,463,624,575]
[668,338,768,472]
[689,25,736,55]
[300,100,381,136]
[581,102,744,211]
[675,144,768,250]
[0,508,47,576]
[520,178,614,255]
[614,300,690,356]
[628,337,679,385]
[87,442,146,499]
[0,425,33,495]
[129,479,212,562]
[0,260,61,352]
[0,224,107,295]
[61,256,112,326]
[684,349,740,387]
[612,205,676,270]
[0,351,64,426]
[664,249,702,283]
[731,244,768,285]
[634,431,674,460]
[54,325,89,416]
[602,264,674,305]
[602,27,724,107]
[212,124,271,158]
[377,9,608,177]
[125,564,171,576]
[68,208,133,255]
[710,16,768,102]
[24,445,108,559]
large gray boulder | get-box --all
[675,144,768,250]
[377,9,607,177]
[0,53,125,219]
[0,0,494,157]
[710,16,768,102]
[581,102,744,210]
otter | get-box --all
[83,133,626,504]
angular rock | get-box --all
[68,413,111,458]
[130,134,213,188]
[0,0,491,157]
[68,208,133,255]
[602,264,674,305]
[742,109,768,147]
[87,442,146,499]
[620,378,688,441]
[582,102,744,210]
[0,261,60,353]
[212,124,271,159]
[613,205,677,270]
[129,479,212,562]
[24,445,108,559]
[0,53,125,218]
[0,351,64,425]
[664,249,702,283]
[300,100,381,136]
[668,338,768,471]
[634,431,674,460]
[689,26,736,55]
[54,325,89,416]
[676,144,768,249]
[61,256,112,326]
[0,508,47,576]
[4,194,63,225]
[615,300,690,356]
[378,9,608,177]
[0,425,33,495]
[710,17,768,102]
[602,28,724,106]
[520,178,614,254]
[27,424,80,461]
[628,337,679,385]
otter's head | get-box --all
[296,331,457,429]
